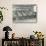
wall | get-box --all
[0,0,46,46]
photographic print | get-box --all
[13,4,37,23]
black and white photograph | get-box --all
[13,4,37,23]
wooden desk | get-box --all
[2,38,44,46]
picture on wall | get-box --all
[13,4,37,23]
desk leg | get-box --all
[42,38,44,46]
[2,40,4,46]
